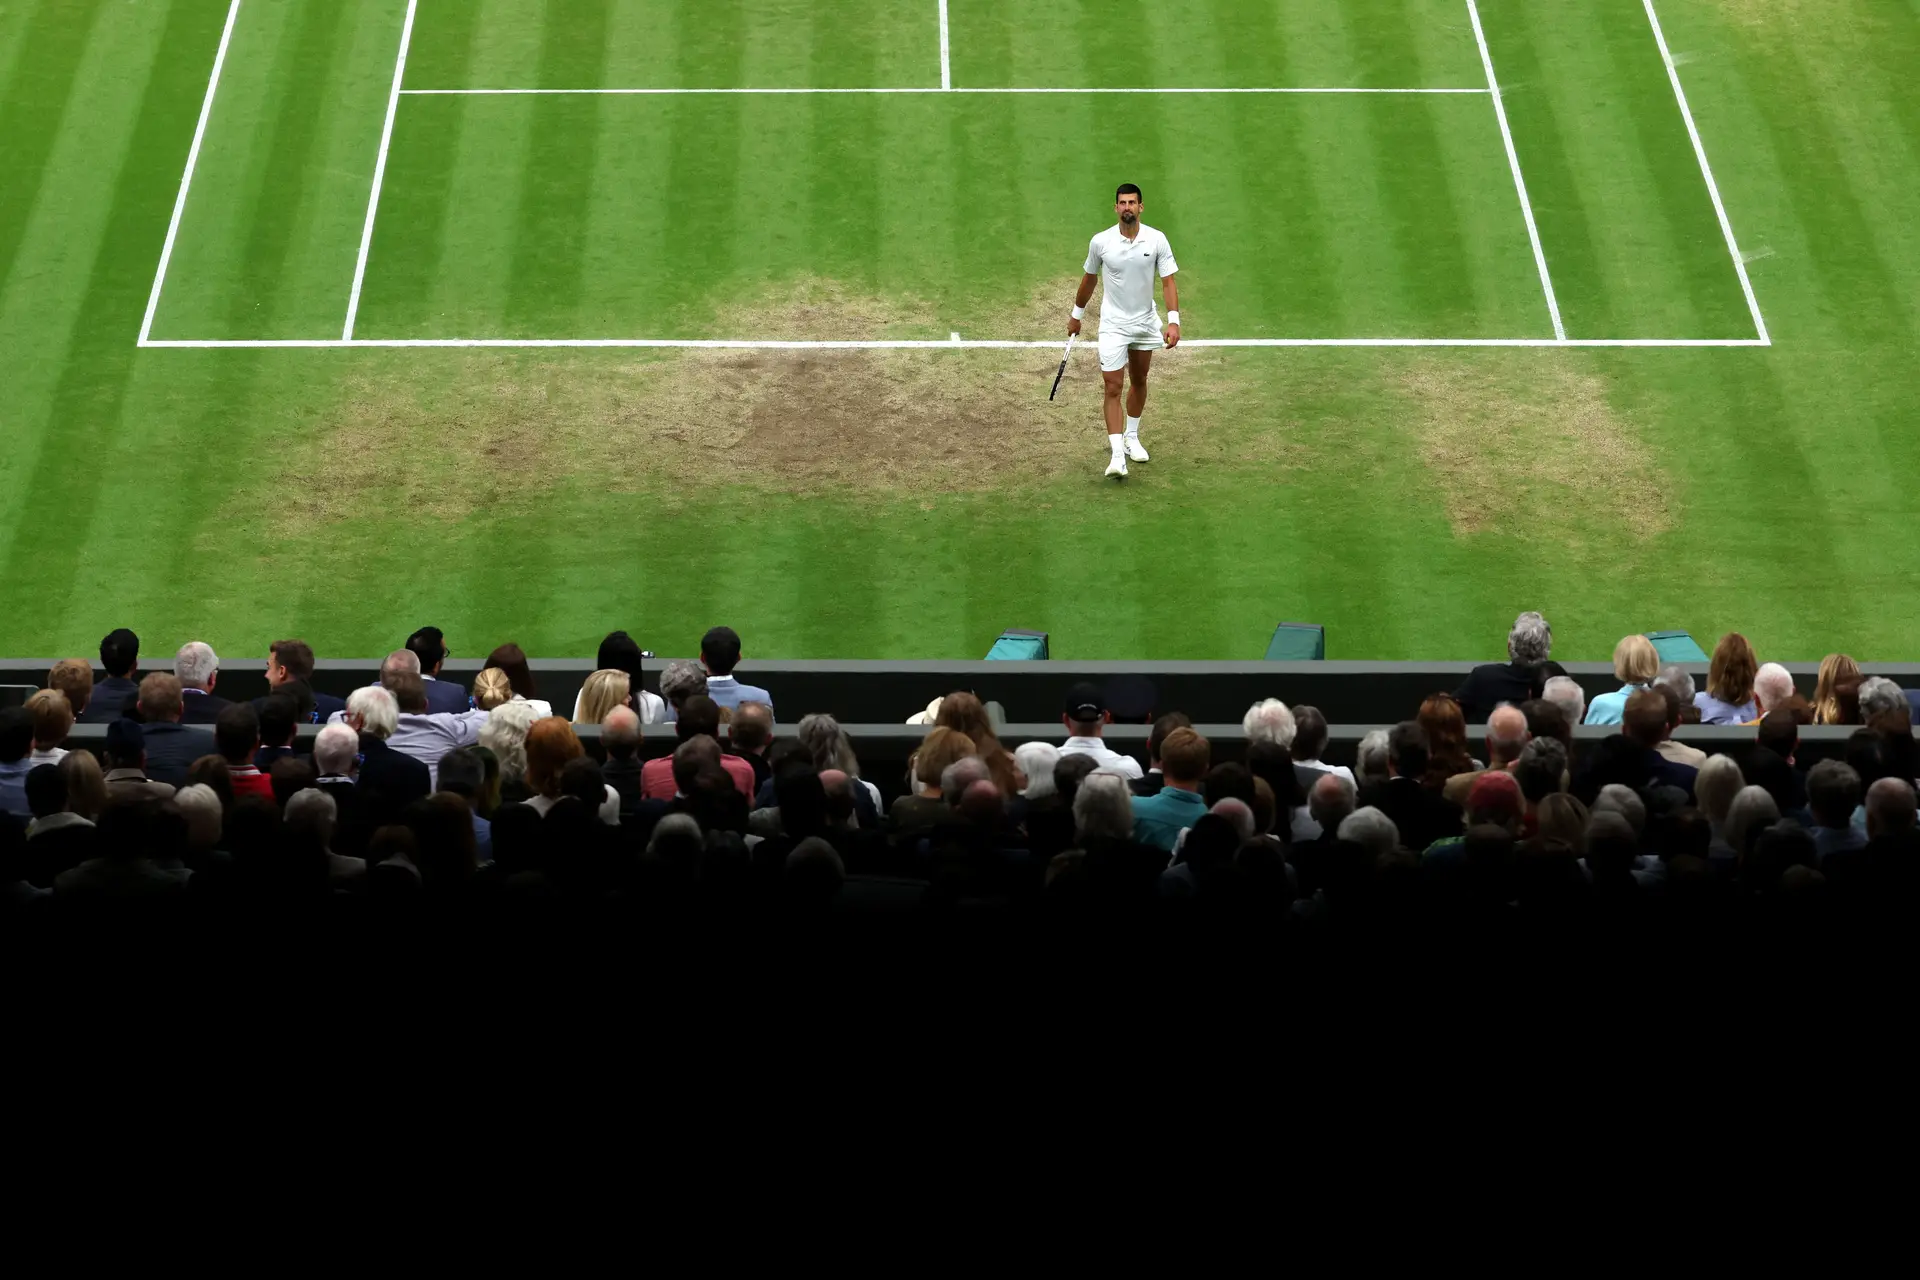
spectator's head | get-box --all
[1386,721,1429,780]
[1622,689,1670,748]
[137,672,185,724]
[601,705,641,760]
[344,686,398,740]
[1245,739,1304,812]
[1072,772,1134,843]
[1062,683,1111,736]
[1520,697,1573,750]
[1541,676,1586,728]
[1211,797,1256,842]
[484,643,536,699]
[470,667,513,711]
[1586,811,1641,880]
[284,788,338,849]
[1053,753,1098,805]
[1753,663,1796,714]
[1723,786,1780,859]
[1159,727,1210,787]
[436,747,484,802]
[524,717,583,799]
[1833,676,1863,725]
[26,689,72,753]
[1707,633,1759,706]
[1242,699,1296,748]
[381,649,422,685]
[406,626,448,675]
[174,641,218,693]
[796,713,858,775]
[25,764,66,820]
[595,631,646,681]
[386,672,428,715]
[270,757,316,808]
[47,660,93,719]
[104,719,146,771]
[1418,693,1471,771]
[785,837,844,902]
[958,778,1005,828]
[1507,611,1552,666]
[314,723,359,778]
[658,660,707,712]
[1757,709,1799,764]
[214,703,260,767]
[187,756,232,805]
[174,784,223,852]
[1612,634,1659,686]
[671,735,722,796]
[560,757,607,813]
[1695,753,1744,825]
[1338,807,1399,858]
[1513,737,1568,805]
[935,692,999,751]
[1654,664,1696,712]
[1486,704,1530,767]
[1865,778,1918,840]
[1859,677,1909,725]
[674,694,723,743]
[1308,772,1356,832]
[913,727,976,792]
[820,771,855,828]
[1654,684,1686,735]
[1355,729,1392,789]
[1533,792,1590,852]
[1814,653,1863,725]
[99,627,139,679]
[58,751,107,821]
[1290,705,1330,763]
[1590,784,1647,839]
[1466,770,1524,834]
[251,694,297,751]
[940,756,992,808]
[1202,761,1256,809]
[729,702,773,756]
[1249,779,1276,836]
[576,669,631,725]
[699,626,744,675]
[1014,742,1061,800]
[1806,759,1862,830]
[1145,711,1193,768]
[267,639,316,689]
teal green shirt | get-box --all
[1132,785,1208,853]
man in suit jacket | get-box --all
[1622,690,1699,799]
[101,720,175,802]
[255,639,346,723]
[342,686,430,824]
[699,626,773,716]
[1453,611,1552,723]
[1130,712,1191,798]
[1356,721,1461,853]
[407,627,473,715]
[131,673,216,789]
[174,641,231,725]
[77,627,143,725]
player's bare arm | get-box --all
[1162,273,1180,348]
[1067,273,1098,337]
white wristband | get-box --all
[1167,310,1180,326]
[1071,305,1085,321]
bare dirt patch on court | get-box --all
[267,277,1276,532]
[1402,360,1672,539]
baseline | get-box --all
[398,86,1490,95]
[138,337,1771,350]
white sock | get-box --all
[1125,416,1142,439]
[1109,434,1125,458]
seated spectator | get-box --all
[1131,727,1210,853]
[1057,684,1143,779]
[1287,772,1356,898]
[572,668,635,727]
[1859,676,1911,731]
[700,626,773,716]
[370,673,485,787]
[936,692,1024,797]
[1717,785,1780,868]
[577,631,667,723]
[343,685,430,822]
[1418,692,1476,785]
[406,626,473,715]
[658,659,707,722]
[890,727,974,835]
[187,756,234,807]
[1513,737,1569,817]
[1695,753,1744,838]
[269,757,315,809]
[1542,675,1587,731]
[1444,705,1530,806]
[1652,685,1707,768]
[102,720,173,802]
[132,673,216,788]
[1337,807,1400,859]
[1027,752,1094,862]
[470,667,514,712]
[216,704,274,801]
[1520,698,1573,758]
[1589,784,1647,842]
[1357,722,1460,853]
[25,689,72,765]
[1654,664,1701,726]
[638,697,755,800]
[600,706,646,809]
[1058,772,1167,897]
[24,763,96,884]
[258,638,346,723]
[791,713,880,822]
[1289,705,1353,784]
[1584,635,1658,725]
[54,802,191,902]
[1806,759,1865,862]
[1133,712,1193,797]
[251,694,301,774]
[59,751,107,822]
[0,709,38,818]
[1243,699,1296,753]
[1424,771,1524,863]
[727,701,775,792]
[1354,728,1391,790]
[481,643,551,718]
[1748,663,1798,724]
[174,641,230,724]
[77,627,141,725]
[313,723,359,789]
[1245,740,1310,844]
[1455,611,1552,722]
[436,747,494,863]
[520,719,618,823]
[1622,689,1699,796]
[285,789,364,888]
[172,784,223,869]
[1694,632,1759,724]
[1812,653,1862,725]
[557,754,621,825]
[47,660,93,726]
[1014,742,1061,801]
[1865,777,1918,840]
[478,699,539,800]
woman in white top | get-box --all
[1287,705,1355,785]
[574,631,668,725]
[482,642,553,719]
[570,667,668,728]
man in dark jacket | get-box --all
[77,627,142,725]
[132,673,216,789]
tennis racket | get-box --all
[1048,333,1077,401]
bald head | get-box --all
[1211,797,1255,842]
[602,705,641,758]
[381,649,421,680]
[958,777,1004,826]
[1486,705,1531,767]
[1865,777,1918,839]
[1308,771,1357,830]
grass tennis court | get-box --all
[2,0,1917,661]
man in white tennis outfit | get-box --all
[1067,183,1181,479]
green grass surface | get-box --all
[2,0,1917,662]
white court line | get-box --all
[398,86,1490,96]
[1467,0,1564,341]
[136,0,243,346]
[342,0,417,341]
[938,0,951,91]
[1644,0,1770,344]
[138,337,1771,350]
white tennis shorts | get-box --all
[1097,314,1164,372]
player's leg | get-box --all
[1124,345,1155,462]
[1099,328,1129,477]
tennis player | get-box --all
[1067,182,1180,478]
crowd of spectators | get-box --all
[5,614,1919,956]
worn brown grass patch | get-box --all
[264,276,1272,531]
[1403,361,1673,539]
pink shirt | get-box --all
[639,753,756,801]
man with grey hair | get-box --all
[1752,663,1797,718]
[1865,777,1918,840]
[1542,675,1586,730]
[1308,771,1357,834]
[1859,676,1911,727]
[1072,770,1136,845]
[1454,611,1551,722]
[1337,806,1400,858]
[174,641,230,724]
[1241,699,1296,748]
[940,756,993,808]
[343,685,428,821]
[1444,704,1531,806]
[659,659,708,722]
[286,788,364,887]
[1354,729,1392,790]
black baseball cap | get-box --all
[1064,682,1107,721]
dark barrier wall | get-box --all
[8,658,1920,726]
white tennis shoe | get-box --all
[1125,436,1150,462]
[1105,455,1128,479]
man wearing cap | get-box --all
[1420,771,1523,867]
[1058,683,1144,779]
[78,627,143,724]
[407,626,472,715]
[102,720,175,802]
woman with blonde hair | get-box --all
[1585,634,1659,726]
[573,668,632,727]
[471,667,515,712]
[934,691,1026,795]
[1812,653,1863,725]
[57,750,108,821]
[1694,633,1759,725]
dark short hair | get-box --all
[1622,690,1668,747]
[1291,705,1329,761]
[407,627,447,670]
[1202,761,1256,808]
[0,707,34,763]
[1757,709,1799,761]
[270,639,315,681]
[484,643,534,698]
[597,631,645,679]
[1520,698,1571,746]
[1053,753,1099,803]
[1387,721,1430,779]
[100,628,140,677]
[270,757,315,808]
[1115,182,1142,201]
[560,757,606,809]
[1806,759,1861,825]
[257,694,299,747]
[215,703,260,762]
[437,748,484,798]
[1148,712,1192,763]
[700,626,743,675]
[26,763,66,819]
[677,694,722,740]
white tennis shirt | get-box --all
[1084,222,1178,326]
